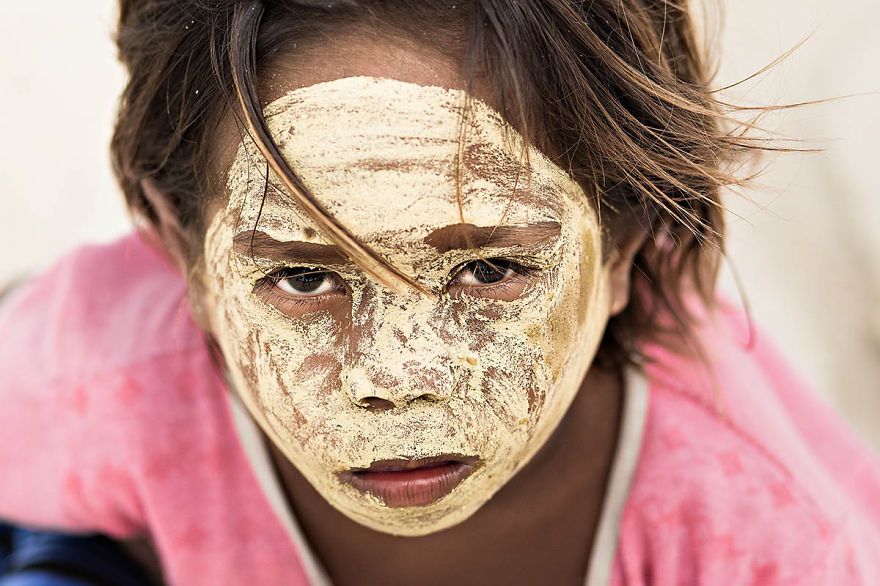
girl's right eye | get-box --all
[264,267,344,298]
[252,267,346,318]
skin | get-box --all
[145,30,644,585]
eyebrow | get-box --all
[233,220,561,266]
[423,221,561,254]
[233,230,347,265]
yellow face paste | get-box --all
[202,77,611,535]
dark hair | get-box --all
[111,0,766,367]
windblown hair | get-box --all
[112,0,764,367]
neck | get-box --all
[266,365,624,586]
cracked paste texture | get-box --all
[203,77,611,535]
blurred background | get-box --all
[1,1,878,446]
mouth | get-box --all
[339,455,480,508]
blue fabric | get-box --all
[1,570,94,586]
[0,522,155,585]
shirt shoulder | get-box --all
[614,303,880,584]
[0,232,221,535]
[0,234,315,584]
[1,231,203,382]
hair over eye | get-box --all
[456,260,516,286]
[449,259,534,300]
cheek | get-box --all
[459,244,601,433]
[295,353,344,396]
[221,287,347,433]
[454,300,554,430]
[540,227,604,378]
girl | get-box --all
[1,0,879,584]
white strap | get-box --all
[584,366,650,586]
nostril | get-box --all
[357,397,395,411]
[415,392,442,403]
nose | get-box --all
[344,364,450,411]
[345,287,455,410]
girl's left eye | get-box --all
[448,259,535,301]
[454,259,519,287]
[269,267,342,297]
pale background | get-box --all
[1,2,878,446]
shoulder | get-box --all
[0,233,234,535]
[621,380,834,580]
[619,382,880,582]
[0,230,224,426]
[1,231,203,381]
[615,302,880,583]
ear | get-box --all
[606,229,649,317]
[140,177,190,275]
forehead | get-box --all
[225,77,588,245]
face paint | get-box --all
[202,77,611,536]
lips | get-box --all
[339,455,480,508]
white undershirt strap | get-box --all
[584,366,649,586]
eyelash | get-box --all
[450,259,536,291]
[253,267,346,310]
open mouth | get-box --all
[339,455,480,508]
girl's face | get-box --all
[201,76,612,536]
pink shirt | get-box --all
[1,232,878,585]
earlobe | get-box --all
[606,231,648,317]
[140,178,190,274]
